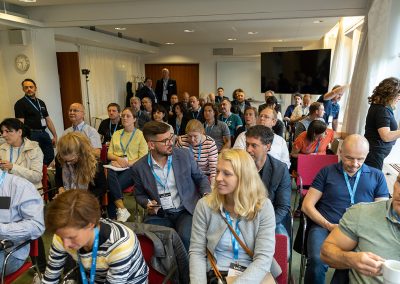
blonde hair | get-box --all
[56,132,97,186]
[185,119,205,134]
[206,149,267,220]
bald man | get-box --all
[62,103,102,157]
[301,134,389,284]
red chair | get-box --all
[137,235,175,284]
[2,239,40,284]
[100,144,109,163]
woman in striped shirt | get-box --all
[176,119,218,183]
[42,189,148,284]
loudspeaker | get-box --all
[8,30,28,45]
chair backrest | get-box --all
[137,235,171,284]
[274,234,288,284]
[42,165,49,202]
[297,154,338,186]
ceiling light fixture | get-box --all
[165,42,175,45]
[184,29,195,33]
[19,0,36,2]
[227,38,237,41]
[248,31,258,35]
[313,20,323,24]
[114,27,126,31]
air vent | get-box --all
[213,48,234,56]
[272,46,302,52]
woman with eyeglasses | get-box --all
[43,189,148,283]
[0,118,43,188]
[107,107,148,222]
[291,119,334,158]
[364,77,400,170]
[176,119,218,183]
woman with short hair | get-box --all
[42,189,148,284]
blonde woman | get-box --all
[189,149,277,283]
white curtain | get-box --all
[78,45,144,124]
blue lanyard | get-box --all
[221,114,231,124]
[204,123,214,134]
[225,211,241,260]
[0,171,7,187]
[314,139,321,153]
[78,227,99,284]
[148,154,172,190]
[24,96,43,118]
[189,143,202,161]
[192,108,201,119]
[109,120,119,138]
[119,129,136,157]
[175,119,180,135]
[10,143,24,163]
[343,168,362,205]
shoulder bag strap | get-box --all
[207,248,224,281]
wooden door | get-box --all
[145,64,199,99]
[56,52,82,129]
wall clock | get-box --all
[15,54,30,72]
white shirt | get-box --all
[233,132,290,168]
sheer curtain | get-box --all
[78,45,144,123]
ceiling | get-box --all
[1,0,368,47]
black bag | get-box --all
[207,270,228,284]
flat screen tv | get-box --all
[261,49,331,94]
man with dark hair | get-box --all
[245,125,291,248]
[155,68,177,109]
[137,77,157,105]
[215,87,228,105]
[131,121,210,251]
[130,97,150,130]
[219,98,243,137]
[14,78,58,166]
[284,93,302,122]
[294,102,325,140]
[97,103,123,144]
[317,85,347,131]
[188,96,204,122]
[231,89,251,121]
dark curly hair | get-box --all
[368,77,400,106]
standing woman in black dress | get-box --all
[364,77,400,170]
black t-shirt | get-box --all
[97,118,123,144]
[364,104,398,148]
[14,96,49,129]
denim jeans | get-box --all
[30,130,54,166]
[0,251,26,276]
[144,209,193,251]
[304,224,330,284]
[107,168,133,201]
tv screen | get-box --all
[261,49,331,94]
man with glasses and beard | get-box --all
[131,121,211,251]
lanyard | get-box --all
[78,227,99,284]
[24,96,43,118]
[148,154,172,190]
[314,139,321,153]
[192,108,201,119]
[204,123,214,134]
[10,143,24,163]
[120,129,136,157]
[221,114,231,124]
[343,168,362,205]
[109,120,119,138]
[74,123,85,132]
[225,211,241,260]
[175,119,180,135]
[189,143,202,161]
[0,171,7,187]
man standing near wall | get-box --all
[155,68,177,110]
[14,78,57,166]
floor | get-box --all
[12,185,336,283]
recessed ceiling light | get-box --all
[165,42,175,45]
[248,31,258,35]
[184,29,195,33]
[277,39,284,42]
[313,20,323,24]
[19,0,36,2]
[227,38,237,41]
[114,27,126,31]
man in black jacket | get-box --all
[137,77,158,105]
[155,68,177,109]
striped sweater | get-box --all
[176,135,218,179]
[42,219,148,283]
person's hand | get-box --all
[116,157,129,168]
[324,221,338,231]
[0,160,13,171]
[147,199,160,215]
[348,252,384,277]
[52,136,57,146]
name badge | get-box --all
[41,118,47,127]
[159,192,174,210]
[0,196,11,209]
[227,262,246,277]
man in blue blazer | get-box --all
[131,121,210,250]
[155,68,177,109]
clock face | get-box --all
[15,54,30,72]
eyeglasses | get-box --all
[151,134,175,146]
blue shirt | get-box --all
[312,163,389,224]
[317,95,338,123]
[218,113,243,136]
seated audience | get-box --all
[176,119,218,182]
[168,94,179,117]
[0,170,44,276]
[141,97,153,116]
[168,102,189,136]
[151,104,174,133]
[182,91,190,109]
[284,93,302,122]
[291,94,311,123]
[189,96,205,122]
[189,149,276,283]
[42,189,148,283]
[97,103,123,144]
[234,106,257,140]
[317,85,347,130]
[107,107,148,222]
[263,96,285,137]
[234,107,291,168]
[231,89,251,123]
[203,103,231,152]
[63,103,102,157]
[291,120,334,158]
[131,121,211,250]
[219,98,243,138]
[130,96,150,130]
[301,134,389,284]
[321,173,400,284]
[259,90,281,114]
[294,101,325,140]
[215,87,228,105]
[0,118,43,188]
